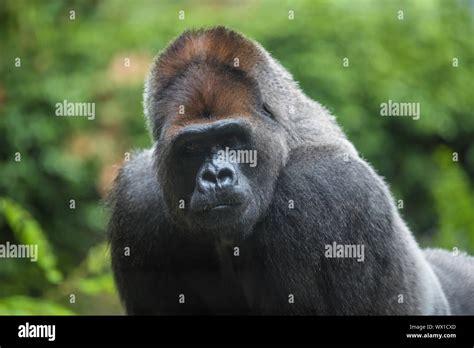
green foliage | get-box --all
[0,0,472,314]
[432,147,474,251]
[59,243,116,298]
[0,198,120,314]
[0,197,63,284]
[0,296,74,315]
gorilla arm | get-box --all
[108,149,173,314]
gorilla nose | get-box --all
[198,162,237,191]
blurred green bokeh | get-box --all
[0,0,473,314]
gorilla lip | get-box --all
[196,201,242,213]
[209,203,241,211]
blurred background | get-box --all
[0,0,473,314]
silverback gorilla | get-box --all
[108,27,474,315]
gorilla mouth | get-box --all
[187,189,253,229]
[209,202,242,211]
[195,201,243,213]
[189,185,250,215]
[188,200,246,230]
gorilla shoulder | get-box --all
[108,149,165,242]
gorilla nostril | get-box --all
[217,168,233,180]
[201,170,217,184]
[198,163,237,192]
[217,167,236,187]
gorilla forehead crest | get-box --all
[150,26,262,84]
[144,27,270,139]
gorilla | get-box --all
[108,27,474,315]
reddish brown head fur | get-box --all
[145,27,264,139]
[154,26,261,86]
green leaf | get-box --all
[0,197,63,284]
[0,296,75,315]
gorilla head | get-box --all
[143,28,289,234]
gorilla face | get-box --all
[167,119,259,231]
[153,62,287,234]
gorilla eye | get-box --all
[182,143,202,157]
[262,103,275,120]
[223,135,242,148]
